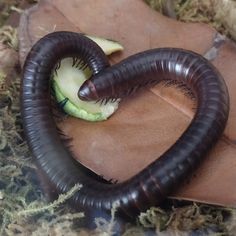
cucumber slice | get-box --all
[52,57,119,122]
[52,35,123,121]
[53,79,116,121]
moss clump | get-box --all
[0,25,18,50]
[137,203,235,235]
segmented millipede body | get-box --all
[21,31,229,218]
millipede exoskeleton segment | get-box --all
[21,31,229,218]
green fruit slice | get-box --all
[52,35,123,121]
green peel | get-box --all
[52,36,123,121]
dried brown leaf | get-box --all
[18,0,236,207]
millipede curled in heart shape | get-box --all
[21,31,229,217]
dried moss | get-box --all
[0,25,18,50]
[136,204,236,235]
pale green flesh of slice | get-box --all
[52,58,119,121]
[52,35,123,122]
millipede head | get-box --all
[78,80,99,101]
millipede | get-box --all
[21,31,229,218]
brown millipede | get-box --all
[21,31,229,218]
